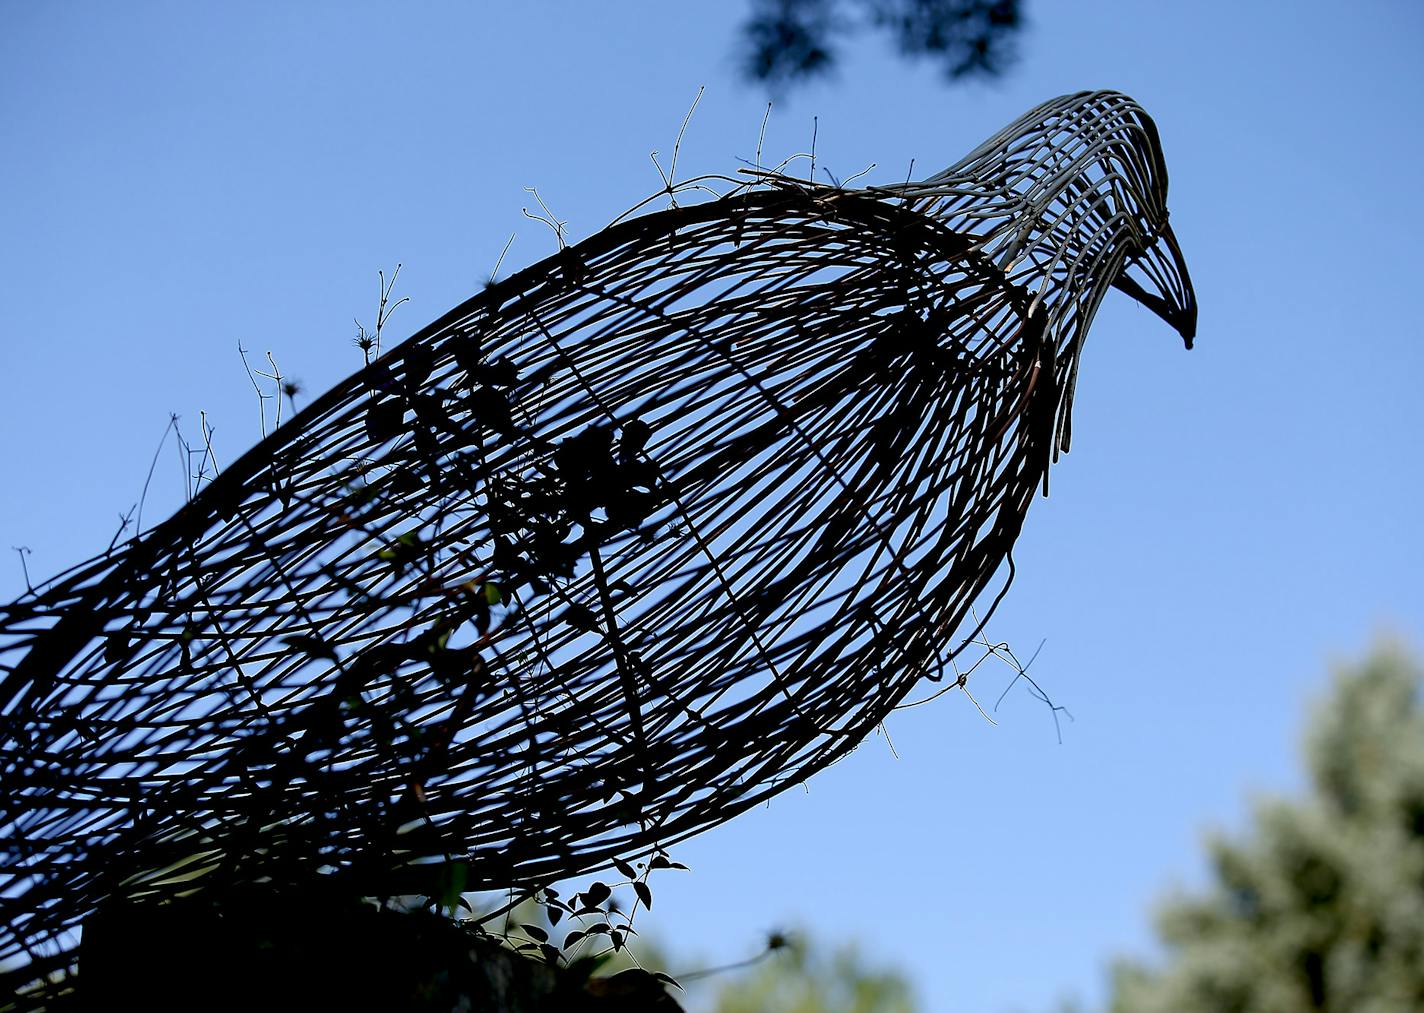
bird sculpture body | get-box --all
[0,91,1195,988]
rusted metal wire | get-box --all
[0,90,1195,994]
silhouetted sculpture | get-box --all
[0,91,1194,996]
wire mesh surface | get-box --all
[0,90,1195,990]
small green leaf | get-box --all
[481,357,519,387]
[104,635,131,665]
[403,346,434,389]
[620,419,652,458]
[283,634,337,662]
[438,861,468,919]
[366,400,405,444]
[563,604,600,633]
[583,881,611,906]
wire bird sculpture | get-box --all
[0,91,1195,989]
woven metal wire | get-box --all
[0,90,1195,990]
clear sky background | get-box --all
[2,2,1421,1009]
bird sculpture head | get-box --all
[937,91,1195,340]
[890,90,1196,459]
[0,91,1195,1000]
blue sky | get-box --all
[2,2,1421,1009]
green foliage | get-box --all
[1108,644,1424,1012]
[707,931,918,1013]
[501,852,688,970]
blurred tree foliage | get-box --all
[1108,645,1424,1012]
[702,931,918,1012]
[738,0,1023,91]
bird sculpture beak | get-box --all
[1111,220,1197,349]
